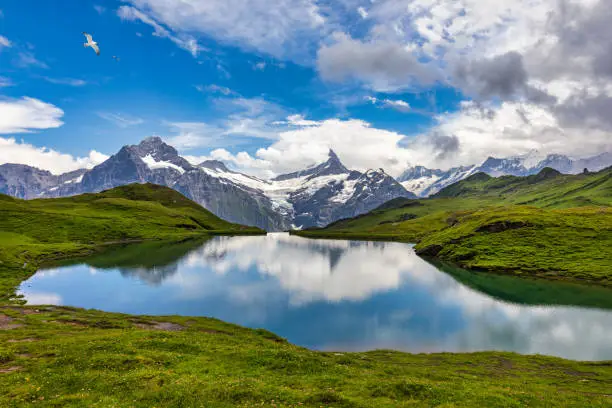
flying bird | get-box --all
[82,32,100,56]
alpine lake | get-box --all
[18,233,612,361]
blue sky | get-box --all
[0,0,610,176]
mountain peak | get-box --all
[132,136,180,159]
[273,149,349,181]
[199,160,230,172]
[140,136,164,145]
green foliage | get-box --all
[1,305,611,407]
[0,183,264,300]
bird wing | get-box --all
[92,43,100,55]
[82,32,93,43]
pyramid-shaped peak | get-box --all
[134,136,178,157]
[320,149,348,174]
[138,136,166,147]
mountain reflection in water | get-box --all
[19,233,612,361]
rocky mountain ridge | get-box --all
[0,137,414,231]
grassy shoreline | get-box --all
[292,206,612,288]
[1,183,611,407]
[0,184,265,302]
[2,304,612,407]
[293,167,612,288]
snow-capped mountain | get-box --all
[192,147,415,229]
[0,164,87,199]
[1,137,414,231]
[399,150,612,197]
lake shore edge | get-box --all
[291,205,612,289]
[290,229,612,289]
[2,185,611,407]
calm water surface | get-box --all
[18,233,612,361]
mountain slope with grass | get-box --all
[0,183,264,301]
[295,167,612,286]
[1,180,611,407]
[434,166,612,208]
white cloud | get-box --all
[409,100,612,168]
[182,102,612,178]
[120,0,328,60]
[117,5,203,57]
[312,0,612,169]
[0,35,10,48]
[42,77,87,87]
[194,117,415,177]
[93,5,106,14]
[317,32,441,92]
[367,96,412,112]
[0,97,64,133]
[97,112,144,128]
[0,137,109,175]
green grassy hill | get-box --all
[1,180,611,407]
[2,304,611,407]
[295,167,612,286]
[434,166,612,208]
[0,183,264,301]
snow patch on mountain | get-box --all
[141,154,186,174]
[399,151,612,197]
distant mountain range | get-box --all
[0,137,413,231]
[2,138,610,229]
[398,150,612,197]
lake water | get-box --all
[18,233,612,361]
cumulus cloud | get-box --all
[180,99,611,179]
[0,97,64,133]
[121,0,327,60]
[454,52,528,100]
[97,112,144,128]
[312,0,612,167]
[117,5,203,57]
[413,101,612,168]
[183,117,415,178]
[318,32,441,92]
[0,137,109,174]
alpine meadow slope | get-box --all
[1,175,611,408]
[295,167,612,286]
[0,183,264,301]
